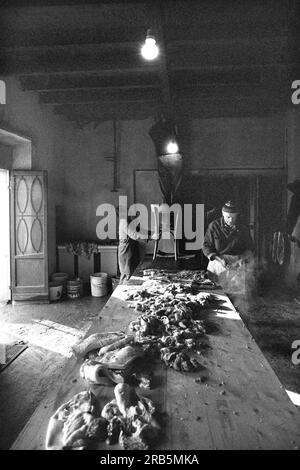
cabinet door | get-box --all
[10,171,48,302]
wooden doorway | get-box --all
[178,171,286,266]
[0,169,10,302]
[10,171,49,303]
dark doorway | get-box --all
[177,172,286,271]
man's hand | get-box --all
[211,254,227,268]
[229,258,243,270]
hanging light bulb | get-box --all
[141,29,159,61]
[166,140,179,154]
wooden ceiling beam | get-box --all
[54,99,163,123]
[19,63,295,91]
[0,36,288,75]
[1,34,287,54]
[171,63,297,72]
[0,15,287,48]
[19,71,161,91]
[37,84,161,94]
[165,24,287,43]
[39,87,162,104]
[0,0,144,5]
[2,42,138,54]
[17,67,159,80]
[167,35,288,49]
[0,26,148,48]
[44,84,288,107]
[53,94,287,124]
[0,53,159,75]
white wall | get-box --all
[181,116,285,169]
[58,115,286,242]
[0,144,12,169]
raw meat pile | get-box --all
[45,391,108,450]
[172,270,217,286]
[127,282,217,372]
[46,386,160,451]
[101,383,160,450]
[142,269,217,288]
[46,273,220,451]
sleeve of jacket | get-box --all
[242,227,254,253]
[202,222,218,259]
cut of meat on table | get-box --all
[142,269,218,288]
[127,283,219,372]
[101,383,160,450]
[45,391,107,450]
[72,332,124,358]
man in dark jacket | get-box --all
[202,201,254,287]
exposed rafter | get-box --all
[40,87,162,105]
[0,0,295,123]
[19,71,161,92]
[53,92,287,125]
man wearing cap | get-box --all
[202,201,254,282]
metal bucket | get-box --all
[51,272,69,296]
[90,272,108,297]
[67,278,82,299]
[49,281,63,302]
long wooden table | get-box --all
[11,259,300,450]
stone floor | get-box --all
[232,287,300,394]
[0,295,108,450]
[0,283,300,449]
